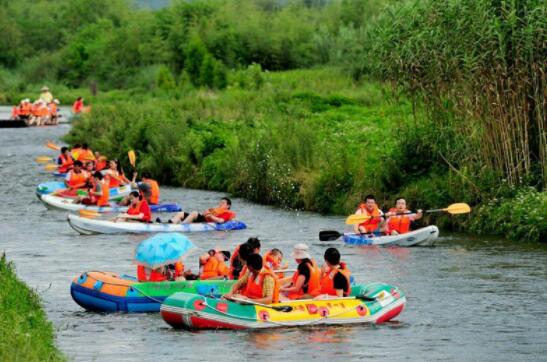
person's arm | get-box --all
[279,274,305,293]
[224,272,248,298]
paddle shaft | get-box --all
[229,297,293,312]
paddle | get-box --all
[35,156,53,163]
[44,163,58,171]
[46,141,60,151]
[128,150,136,168]
[79,209,101,218]
[228,297,293,312]
[319,203,472,241]
[345,203,471,225]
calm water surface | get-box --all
[1,109,546,361]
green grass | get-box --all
[0,254,64,362]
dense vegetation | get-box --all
[0,254,64,361]
[1,0,544,241]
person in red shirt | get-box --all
[115,191,151,223]
[72,97,84,114]
[163,197,236,224]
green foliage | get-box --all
[0,254,65,362]
[156,65,176,90]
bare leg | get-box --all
[181,211,199,224]
[169,211,187,224]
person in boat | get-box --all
[225,253,280,305]
[72,97,84,114]
[94,152,107,171]
[77,143,95,162]
[354,194,384,235]
[263,248,288,278]
[75,171,109,206]
[47,99,60,125]
[84,160,95,174]
[71,144,82,160]
[29,100,50,126]
[385,197,423,235]
[39,86,53,104]
[137,259,185,282]
[64,160,89,190]
[104,159,130,188]
[57,147,74,173]
[279,243,321,300]
[316,248,351,298]
[114,191,151,223]
[164,197,236,224]
[229,242,253,280]
[199,249,231,280]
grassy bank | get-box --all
[65,67,545,242]
[0,254,64,362]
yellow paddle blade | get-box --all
[35,156,53,163]
[443,203,471,214]
[345,214,373,225]
[44,163,58,171]
[46,141,60,151]
[79,209,100,218]
[128,150,136,167]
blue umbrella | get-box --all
[134,233,196,269]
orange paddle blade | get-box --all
[46,141,60,151]
[44,163,58,171]
[345,214,374,225]
[128,150,136,167]
[79,210,100,218]
[443,203,471,214]
[35,156,53,163]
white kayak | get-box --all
[39,194,181,213]
[67,214,247,235]
[36,182,131,200]
[343,226,439,247]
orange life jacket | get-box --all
[200,257,219,280]
[77,149,95,162]
[206,207,236,222]
[357,204,382,232]
[229,245,240,280]
[95,159,107,171]
[20,103,32,116]
[263,251,284,278]
[127,198,151,222]
[67,170,88,188]
[142,178,160,205]
[287,260,321,299]
[11,107,19,118]
[387,208,412,234]
[107,171,122,188]
[96,180,110,207]
[137,265,167,282]
[319,262,352,297]
[243,269,280,303]
[58,154,74,173]
[35,105,50,117]
[49,103,58,116]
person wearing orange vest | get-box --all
[165,197,236,224]
[105,159,130,188]
[279,243,321,300]
[354,194,384,235]
[77,143,95,162]
[199,249,231,280]
[318,248,351,298]
[64,160,89,189]
[225,253,279,305]
[385,198,423,235]
[75,171,110,207]
[115,191,151,223]
[263,249,288,278]
[47,99,60,125]
[229,242,253,280]
[137,265,168,282]
[141,176,160,205]
[57,147,74,173]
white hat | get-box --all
[291,243,310,259]
[41,86,49,91]
[53,99,60,104]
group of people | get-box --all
[138,237,351,305]
[354,194,423,236]
[11,86,90,126]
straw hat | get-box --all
[291,243,310,259]
[41,86,49,91]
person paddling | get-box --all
[316,248,351,298]
[354,194,384,235]
[104,159,130,188]
[64,160,89,190]
[385,197,423,235]
[279,243,321,300]
[225,253,279,305]
[162,197,236,224]
[114,191,151,223]
[57,147,74,173]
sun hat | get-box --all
[291,243,310,259]
[41,86,49,91]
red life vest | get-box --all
[128,198,151,222]
[58,154,74,173]
[263,251,284,278]
[243,269,279,303]
[319,262,352,297]
[67,170,88,188]
[137,265,167,282]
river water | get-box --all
[1,109,546,361]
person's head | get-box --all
[82,143,89,150]
[237,243,253,265]
[324,247,341,267]
[109,159,118,170]
[85,162,94,171]
[291,243,310,262]
[60,146,69,155]
[93,171,103,180]
[129,191,142,203]
[77,96,82,101]
[364,194,376,211]
[73,160,83,170]
[268,248,283,264]
[73,144,81,149]
[215,250,230,262]
[395,197,407,211]
[246,237,261,254]
[218,197,231,210]
[246,253,263,274]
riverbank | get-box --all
[0,254,64,362]
[64,67,545,242]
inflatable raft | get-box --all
[160,282,406,330]
[343,226,439,247]
[71,271,235,313]
[67,213,247,235]
[36,181,131,199]
[39,194,181,213]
